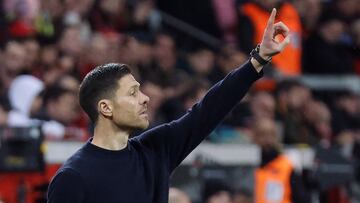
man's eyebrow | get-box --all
[129,83,140,89]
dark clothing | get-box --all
[156,0,222,40]
[354,142,360,183]
[302,33,354,74]
[47,61,263,203]
[237,14,255,53]
[332,108,360,133]
[282,109,320,146]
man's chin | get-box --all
[116,119,149,132]
[137,119,149,130]
[142,120,150,129]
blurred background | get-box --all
[0,0,360,202]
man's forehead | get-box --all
[117,74,140,88]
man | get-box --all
[251,118,310,203]
[7,75,44,127]
[38,85,86,140]
[203,179,233,203]
[41,85,79,126]
[47,9,290,203]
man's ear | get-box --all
[98,99,113,118]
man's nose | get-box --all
[140,91,150,104]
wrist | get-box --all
[249,45,271,72]
[250,57,263,73]
[259,52,271,61]
[250,45,272,65]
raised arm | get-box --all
[137,9,290,172]
[251,8,291,72]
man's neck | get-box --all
[92,120,130,151]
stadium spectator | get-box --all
[332,0,360,24]
[58,25,85,57]
[37,85,86,140]
[7,75,44,127]
[0,97,11,126]
[250,91,276,120]
[89,0,130,33]
[23,38,41,71]
[350,18,360,75]
[118,33,153,81]
[79,33,112,78]
[274,80,313,144]
[302,12,354,74]
[203,179,233,203]
[169,187,192,203]
[293,0,322,37]
[209,45,247,84]
[1,41,28,90]
[146,32,189,98]
[233,188,253,203]
[251,118,310,203]
[332,91,360,132]
[303,100,333,146]
[57,74,80,92]
[140,81,165,126]
[160,78,210,122]
[35,0,65,42]
[185,47,216,82]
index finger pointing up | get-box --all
[266,8,277,30]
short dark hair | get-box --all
[79,63,131,124]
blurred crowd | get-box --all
[0,0,360,202]
[0,0,359,142]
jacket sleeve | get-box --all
[137,61,263,172]
[47,169,85,203]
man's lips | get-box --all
[139,109,148,116]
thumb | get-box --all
[278,34,291,51]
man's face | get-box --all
[207,191,232,203]
[110,74,150,130]
[287,86,311,110]
[253,119,278,149]
[5,42,26,73]
[154,35,175,60]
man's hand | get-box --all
[251,8,291,71]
